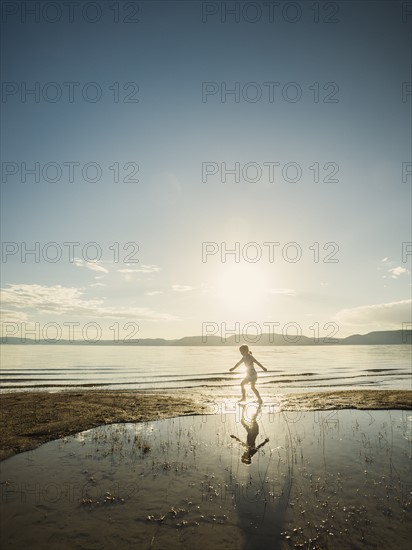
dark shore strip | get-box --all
[276,389,412,411]
[0,389,410,462]
[0,391,207,462]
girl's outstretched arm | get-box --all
[229,359,243,372]
[256,438,270,450]
[253,357,268,372]
[230,435,247,447]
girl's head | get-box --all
[239,345,251,356]
[241,451,252,464]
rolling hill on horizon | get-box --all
[2,330,411,346]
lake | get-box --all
[0,345,411,393]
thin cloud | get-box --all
[388,266,410,278]
[145,290,163,296]
[0,284,176,322]
[267,288,297,296]
[172,285,193,292]
[379,257,410,279]
[118,265,160,274]
[335,299,412,330]
[74,258,109,274]
[0,309,28,323]
[0,284,99,314]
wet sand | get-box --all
[0,391,207,462]
[1,407,411,550]
[0,389,411,461]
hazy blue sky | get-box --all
[1,0,411,341]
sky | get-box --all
[1,0,411,342]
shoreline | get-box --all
[1,388,411,462]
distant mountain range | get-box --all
[1,330,411,346]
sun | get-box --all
[212,263,270,317]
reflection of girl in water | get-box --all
[230,404,269,464]
[230,345,267,403]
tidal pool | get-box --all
[1,406,411,549]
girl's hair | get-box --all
[239,345,252,354]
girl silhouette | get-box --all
[230,345,267,403]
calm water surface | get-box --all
[0,345,411,393]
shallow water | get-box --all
[1,345,411,393]
[1,408,411,549]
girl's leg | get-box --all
[250,382,262,402]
